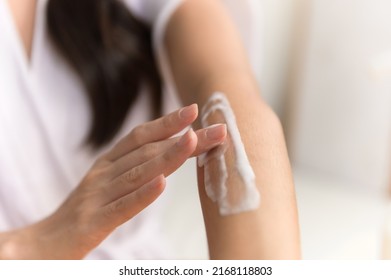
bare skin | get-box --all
[1,0,228,259]
[165,0,301,259]
[3,0,301,259]
[7,0,37,60]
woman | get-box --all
[0,0,300,259]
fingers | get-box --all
[104,104,198,161]
[109,124,227,180]
[104,129,197,202]
[192,124,227,157]
[98,175,166,229]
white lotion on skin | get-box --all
[198,92,260,215]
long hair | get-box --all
[47,0,162,148]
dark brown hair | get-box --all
[47,0,162,148]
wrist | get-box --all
[0,232,17,259]
[35,214,88,259]
[0,219,86,260]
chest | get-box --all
[7,0,37,60]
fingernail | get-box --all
[205,124,227,140]
[179,104,197,120]
[177,129,193,147]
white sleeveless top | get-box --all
[0,0,261,259]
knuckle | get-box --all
[140,143,159,160]
[81,168,106,187]
[95,153,112,165]
[124,166,141,185]
[162,150,174,163]
[105,199,125,218]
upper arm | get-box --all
[164,0,257,104]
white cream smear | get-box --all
[198,92,260,215]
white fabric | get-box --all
[0,0,261,259]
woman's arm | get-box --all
[165,0,301,259]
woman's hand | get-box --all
[0,104,227,259]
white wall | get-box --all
[259,0,299,116]
[257,0,391,192]
[258,0,391,258]
[289,0,391,191]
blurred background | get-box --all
[161,0,391,259]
